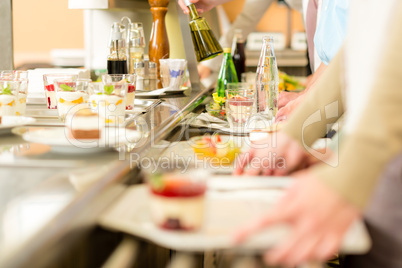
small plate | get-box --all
[22,127,142,154]
[0,116,36,135]
[99,185,371,254]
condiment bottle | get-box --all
[107,22,128,74]
[216,48,238,97]
[183,0,223,62]
[232,29,246,82]
[134,58,157,91]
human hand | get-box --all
[275,94,304,122]
[178,0,222,14]
[278,91,300,109]
[233,172,361,266]
[234,132,310,176]
[197,64,212,79]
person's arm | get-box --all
[311,14,402,209]
[281,48,345,147]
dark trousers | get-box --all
[343,153,402,268]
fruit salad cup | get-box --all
[54,78,91,121]
[43,74,78,109]
[0,71,28,116]
[102,74,136,110]
[147,171,207,231]
[190,134,241,166]
[0,80,20,116]
[89,82,127,126]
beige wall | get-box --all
[13,0,84,67]
[222,1,305,33]
[11,0,304,68]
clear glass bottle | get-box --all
[255,36,279,119]
[128,22,145,74]
[183,0,223,62]
[216,48,238,97]
[232,29,246,82]
[107,22,128,74]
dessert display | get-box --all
[148,173,207,231]
[126,84,136,110]
[16,90,27,116]
[43,74,78,109]
[0,83,18,116]
[89,83,126,125]
[191,134,241,165]
[55,82,89,121]
[65,108,104,140]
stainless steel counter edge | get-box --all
[0,86,209,268]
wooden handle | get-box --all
[149,2,170,89]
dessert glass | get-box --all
[225,89,255,131]
[0,71,28,116]
[43,74,78,109]
[0,80,20,116]
[102,74,136,110]
[147,169,207,231]
[190,135,241,166]
[54,78,91,121]
[89,82,127,126]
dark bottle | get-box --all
[184,0,223,62]
[216,48,238,97]
[107,22,128,74]
[232,29,246,82]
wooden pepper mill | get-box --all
[148,0,170,88]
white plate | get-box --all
[99,185,371,254]
[0,116,36,135]
[22,127,142,154]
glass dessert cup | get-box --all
[89,82,127,126]
[190,135,241,166]
[0,80,20,116]
[147,170,207,231]
[102,74,136,110]
[205,101,226,121]
[225,89,255,132]
[54,78,91,122]
[15,78,28,116]
[0,72,28,116]
[43,73,78,109]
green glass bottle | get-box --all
[184,0,223,62]
[216,48,238,97]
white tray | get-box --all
[99,184,371,254]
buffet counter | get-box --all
[0,86,208,268]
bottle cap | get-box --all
[223,48,231,53]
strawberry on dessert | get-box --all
[148,174,207,231]
[126,84,136,110]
